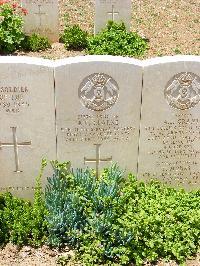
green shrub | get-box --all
[0,161,199,265]
[0,159,48,246]
[0,194,9,244]
[2,192,33,245]
[114,177,200,265]
[0,1,27,53]
[30,158,48,246]
[46,163,200,266]
[87,21,148,57]
[45,161,88,247]
[60,25,88,50]
[21,33,51,52]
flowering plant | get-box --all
[0,0,28,53]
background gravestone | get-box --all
[138,56,200,190]
[55,56,142,176]
[95,0,131,34]
[21,0,59,42]
[0,57,56,199]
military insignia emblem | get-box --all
[164,72,200,110]
[79,73,119,111]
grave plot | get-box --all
[54,55,143,176]
[138,56,200,190]
[21,0,59,42]
[0,57,56,198]
[95,0,131,34]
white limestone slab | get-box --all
[95,0,131,34]
[0,57,56,199]
[138,56,200,190]
[55,56,143,177]
[21,0,59,42]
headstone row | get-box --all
[0,55,199,198]
[21,0,131,42]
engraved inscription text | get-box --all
[0,86,29,113]
[61,114,135,143]
[143,113,200,187]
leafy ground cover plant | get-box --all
[21,33,51,52]
[114,177,200,265]
[0,162,199,265]
[45,163,200,266]
[0,159,48,246]
[60,24,88,50]
[0,0,27,53]
[30,158,48,246]
[87,21,148,57]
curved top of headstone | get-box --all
[142,55,200,66]
[54,55,143,67]
[0,55,199,67]
[0,56,53,67]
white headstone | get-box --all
[138,56,200,190]
[0,57,56,199]
[21,0,59,42]
[95,0,131,34]
[55,56,142,177]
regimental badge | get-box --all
[79,73,119,111]
[164,72,200,110]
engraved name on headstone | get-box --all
[0,86,29,114]
[138,56,200,190]
[21,0,59,42]
[0,57,56,198]
[95,0,131,34]
[55,56,142,176]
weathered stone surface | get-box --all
[0,57,56,199]
[1,54,199,197]
[55,56,143,177]
[21,0,59,42]
[95,0,131,34]
[138,56,200,190]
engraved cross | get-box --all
[84,144,112,179]
[107,5,119,21]
[34,5,46,27]
[0,127,31,173]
